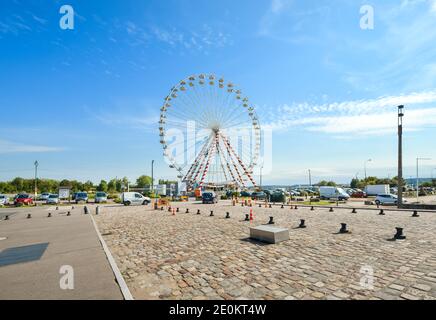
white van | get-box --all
[319,187,350,201]
[121,192,151,206]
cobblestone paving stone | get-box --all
[95,201,436,300]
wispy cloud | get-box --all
[264,90,436,135]
[0,140,64,154]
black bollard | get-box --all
[48,212,52,218]
[27,214,31,219]
[245,214,250,221]
[56,206,59,210]
[329,207,334,212]
[298,219,306,228]
[310,206,314,211]
[210,211,214,217]
[268,216,274,225]
[281,204,284,209]
[4,215,9,220]
[259,204,262,208]
[160,207,164,211]
[339,223,349,234]
[225,212,230,219]
[67,211,71,216]
[379,209,385,216]
[84,206,89,214]
[352,208,357,213]
[72,206,75,210]
[197,209,201,215]
[394,227,406,240]
[269,204,272,208]
[168,207,172,212]
[186,208,189,214]
[294,205,298,210]
[176,208,180,213]
[412,211,419,217]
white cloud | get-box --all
[0,140,64,154]
[264,90,436,135]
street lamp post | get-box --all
[364,159,372,180]
[259,165,263,189]
[416,157,431,203]
[34,160,39,198]
[397,105,404,207]
[308,169,312,187]
[151,160,155,193]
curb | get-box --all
[89,213,134,300]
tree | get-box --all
[97,180,108,192]
[83,180,94,192]
[136,175,152,188]
[317,180,336,187]
[350,178,359,189]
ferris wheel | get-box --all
[159,74,261,191]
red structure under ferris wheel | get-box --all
[159,74,261,191]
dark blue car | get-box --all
[202,192,218,204]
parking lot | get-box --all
[93,200,436,300]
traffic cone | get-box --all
[249,208,254,222]
[172,208,176,216]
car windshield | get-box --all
[96,192,106,197]
[18,194,29,199]
[0,195,5,199]
[49,195,58,198]
[77,193,87,197]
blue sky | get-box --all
[1,0,436,185]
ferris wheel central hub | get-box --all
[159,73,261,191]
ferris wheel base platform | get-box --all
[249,225,290,244]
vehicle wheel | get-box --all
[142,200,149,205]
[124,201,131,206]
[375,200,381,206]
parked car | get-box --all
[14,194,34,206]
[46,194,60,205]
[351,190,367,198]
[240,191,252,197]
[38,193,51,201]
[251,191,267,200]
[95,192,108,203]
[75,192,89,203]
[375,194,398,205]
[121,192,151,206]
[0,194,9,206]
[202,192,218,204]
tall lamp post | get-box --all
[364,159,372,180]
[397,105,404,207]
[416,157,431,203]
[151,160,155,193]
[308,169,312,187]
[34,160,39,198]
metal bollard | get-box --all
[48,212,52,218]
[281,204,284,209]
[268,216,274,224]
[339,223,349,234]
[27,214,31,219]
[4,215,9,220]
[84,206,89,214]
[176,208,180,213]
[186,208,189,214]
[96,206,100,215]
[244,214,250,221]
[67,211,71,216]
[394,227,406,240]
[310,206,314,211]
[197,209,201,215]
[412,211,419,217]
[210,211,214,217]
[329,207,334,212]
[298,219,306,228]
[352,208,357,213]
[379,209,385,215]
[225,212,230,219]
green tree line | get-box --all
[0,175,163,194]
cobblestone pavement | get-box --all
[95,201,436,300]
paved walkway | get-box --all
[95,201,436,300]
[0,205,124,299]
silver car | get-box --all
[0,194,9,206]
[38,193,51,201]
[46,194,60,205]
[375,194,398,205]
[95,192,108,203]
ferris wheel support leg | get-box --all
[220,133,258,188]
[221,138,246,188]
[198,133,218,189]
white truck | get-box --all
[364,185,390,196]
[319,187,350,201]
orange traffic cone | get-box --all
[249,208,254,222]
